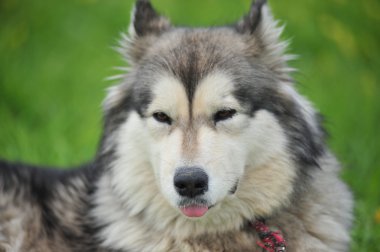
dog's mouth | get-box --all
[180,205,209,217]
[178,198,213,218]
[229,180,239,195]
[176,180,239,218]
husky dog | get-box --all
[0,0,353,251]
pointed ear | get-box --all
[236,0,267,34]
[119,0,171,64]
[129,0,171,37]
[237,0,295,78]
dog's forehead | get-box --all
[143,28,248,99]
[148,71,238,117]
[135,27,282,119]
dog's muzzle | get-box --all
[174,167,210,218]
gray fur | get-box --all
[0,1,353,251]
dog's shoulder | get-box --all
[0,160,99,252]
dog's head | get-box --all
[101,0,324,223]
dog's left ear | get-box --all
[236,0,267,34]
[236,0,294,77]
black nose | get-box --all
[174,167,208,198]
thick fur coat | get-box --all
[0,1,353,251]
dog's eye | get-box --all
[214,109,237,123]
[153,112,172,125]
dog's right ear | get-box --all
[120,0,171,64]
[129,0,171,37]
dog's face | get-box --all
[146,68,299,217]
[146,71,253,217]
[102,0,323,221]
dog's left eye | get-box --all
[214,109,237,123]
[153,112,172,125]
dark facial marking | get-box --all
[234,80,325,168]
[161,31,224,108]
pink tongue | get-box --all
[181,205,208,217]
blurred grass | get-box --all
[0,0,379,250]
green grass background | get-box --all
[0,0,379,250]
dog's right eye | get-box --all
[153,112,172,125]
